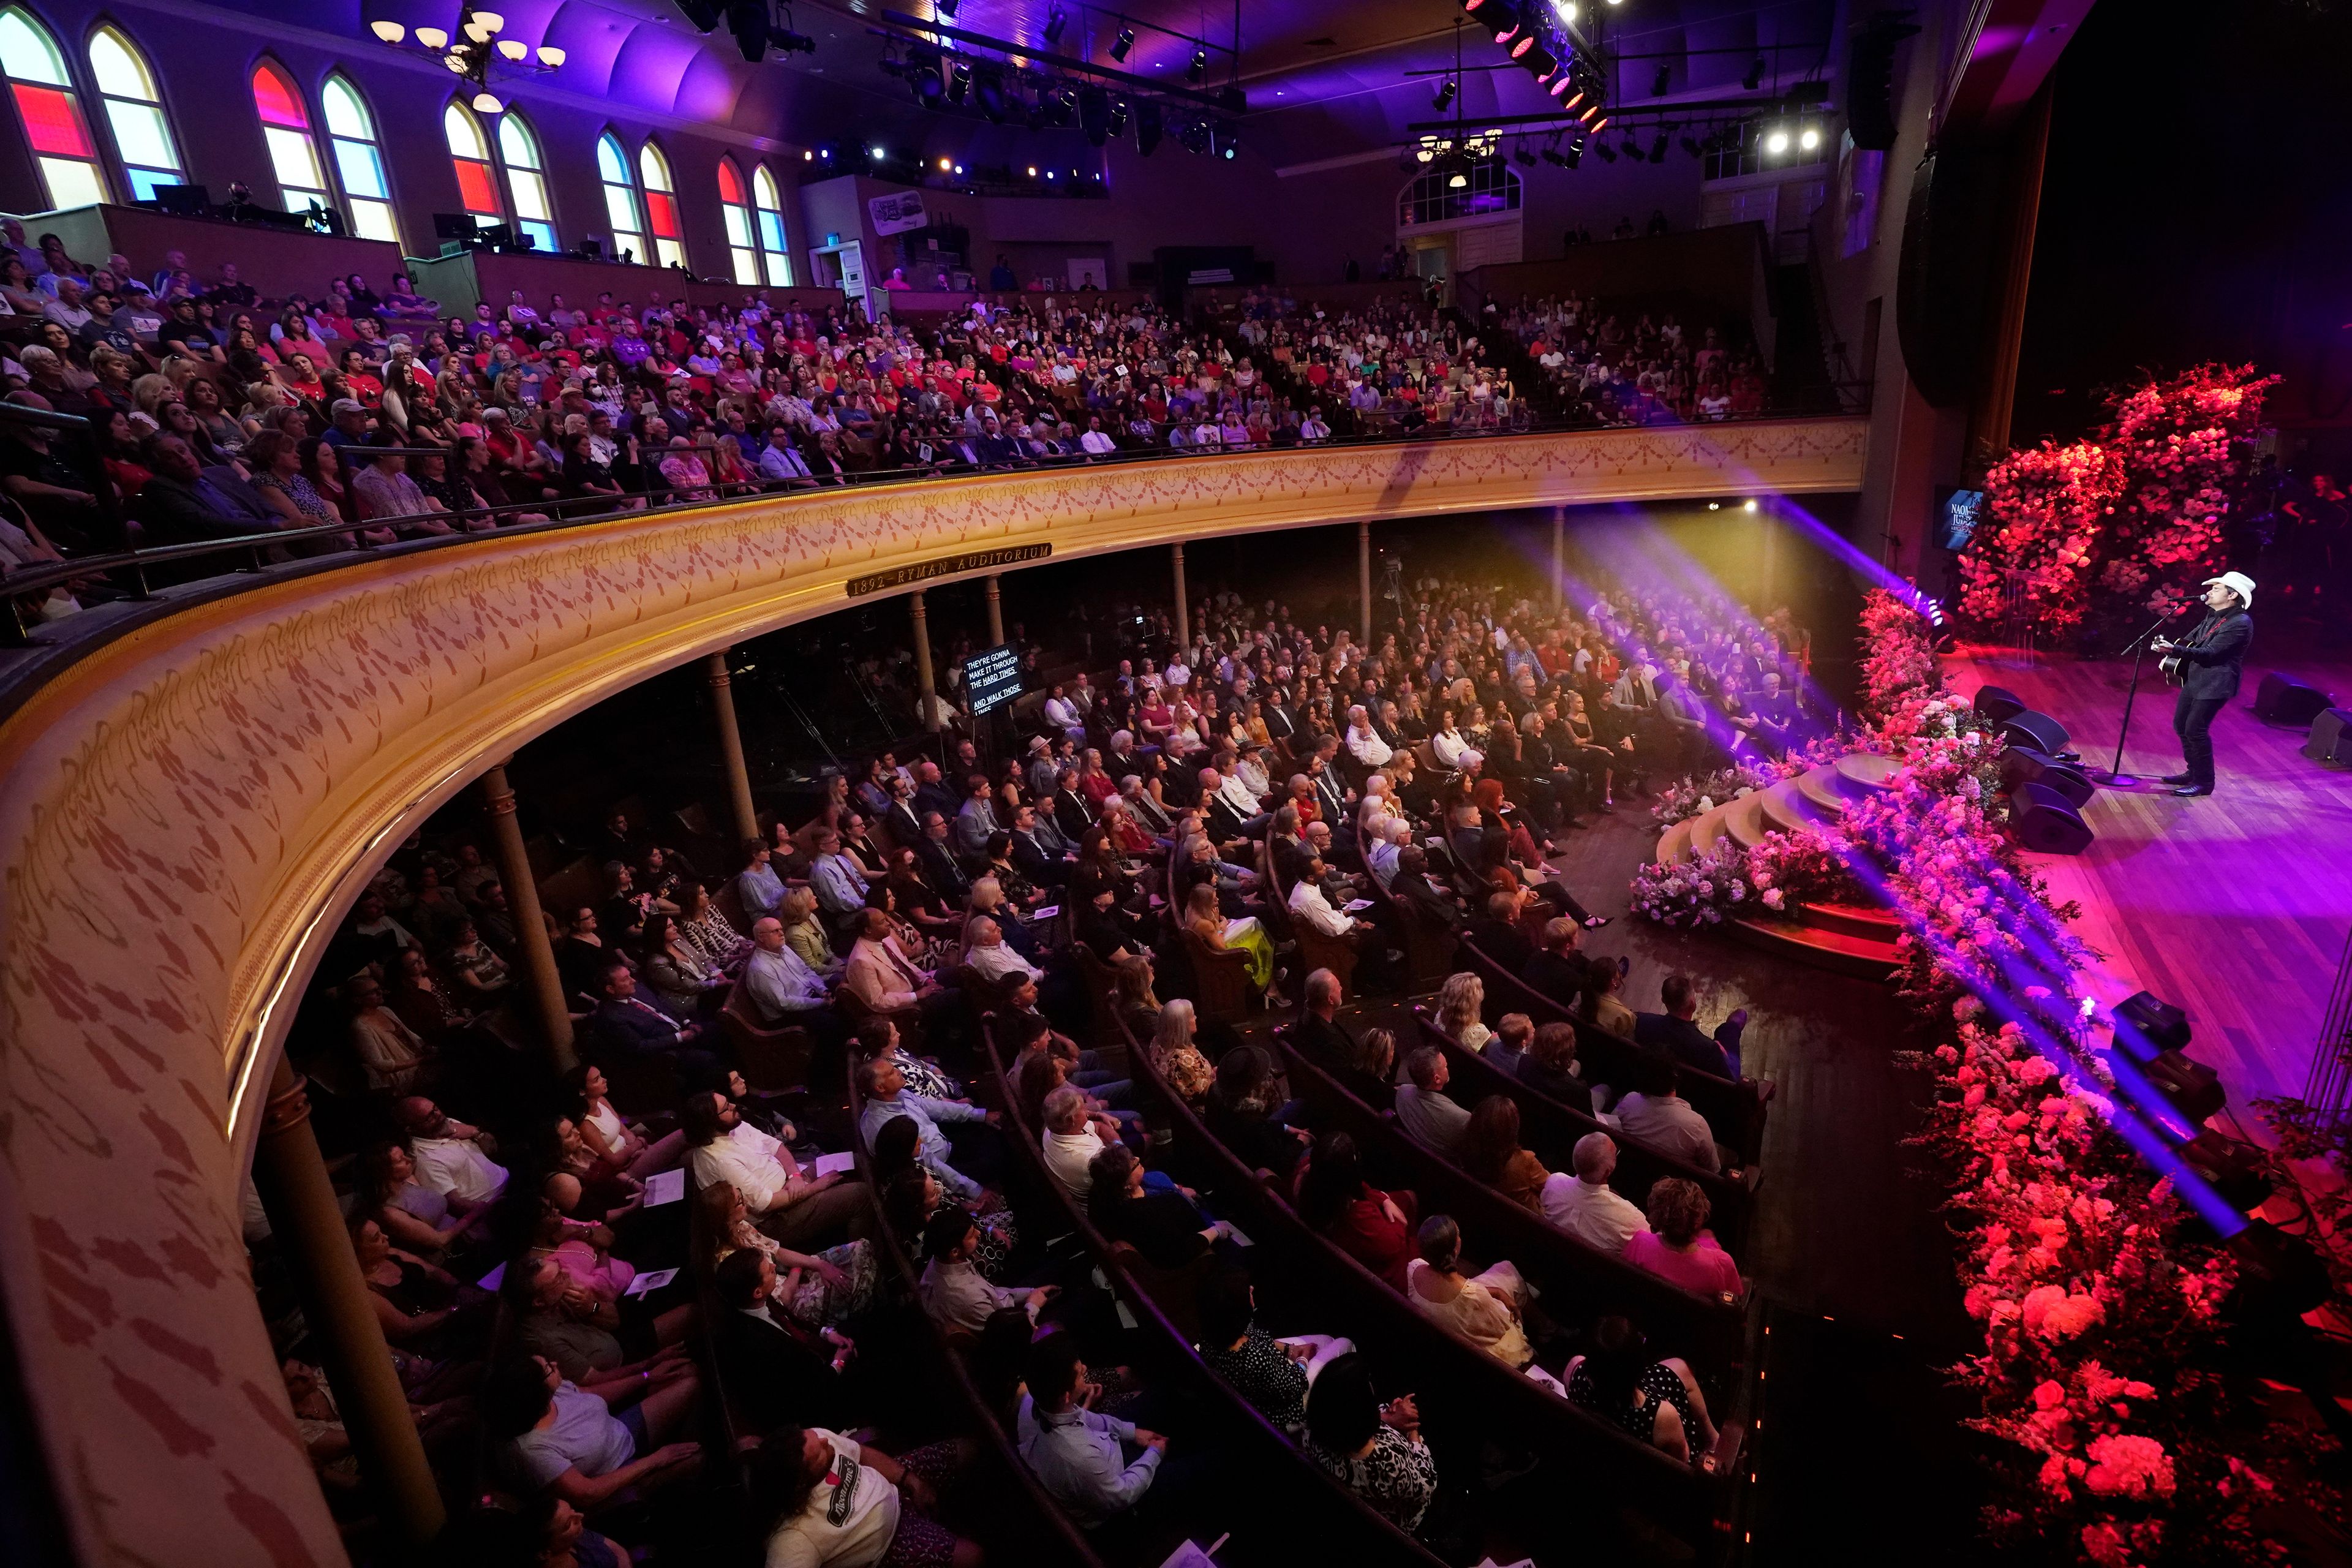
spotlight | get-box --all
[1743,499,1758,512]
[1744,55,1765,90]
[1765,126,1789,154]
[1540,146,1566,166]
[1652,64,1671,96]
[1079,85,1111,145]
[1562,131,1583,167]
[1187,47,1207,82]
[870,144,886,159]
[1681,134,1702,157]
[1027,164,1038,177]
[954,163,964,174]
[1135,100,1163,155]
[1620,134,1640,159]
[1514,144,1537,167]
[1110,26,1134,61]
[1517,42,1556,77]
[938,156,952,170]
[1472,0,1522,42]
[1593,140,1616,161]
[976,67,1008,122]
[1548,74,1575,99]
[1798,124,1820,151]
[1433,77,1457,111]
[1109,97,1129,135]
[1708,501,1721,510]
[1043,6,1067,45]
[1649,130,1668,162]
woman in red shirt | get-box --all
[339,347,385,406]
[1297,1133,1422,1292]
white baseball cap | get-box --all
[2202,570,2256,608]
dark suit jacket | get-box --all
[1293,1011,1357,1068]
[882,801,925,850]
[1262,704,1300,744]
[1466,918,1532,975]
[1053,789,1098,840]
[1009,831,1068,888]
[1516,1054,1595,1117]
[590,996,687,1055]
[2169,610,2252,701]
[717,1308,851,1429]
[1635,1011,1735,1080]
[1392,870,1464,933]
[917,839,971,900]
[1520,949,1586,1009]
[135,473,266,550]
[913,781,960,822]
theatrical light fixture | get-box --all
[1514,143,1537,167]
[1043,6,1068,45]
[1744,55,1765,89]
[1765,126,1790,154]
[1188,47,1207,82]
[1586,112,1606,130]
[870,144,886,158]
[1516,41,1556,77]
[938,156,951,170]
[1551,0,1577,17]
[1109,97,1130,134]
[947,59,971,102]
[1135,99,1163,155]
[1110,26,1135,61]
[1652,64,1671,95]
[1620,134,1640,159]
[1433,77,1458,110]
[1744,499,1758,512]
[1649,130,1669,162]
[1593,139,1615,161]
[1681,133,1702,157]
[1799,124,1821,151]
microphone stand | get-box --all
[2087,609,2187,788]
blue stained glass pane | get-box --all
[757,211,785,250]
[520,219,556,252]
[334,138,386,199]
[127,168,177,202]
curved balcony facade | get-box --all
[0,418,1864,1564]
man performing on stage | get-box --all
[2151,571,2255,798]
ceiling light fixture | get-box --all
[1433,77,1457,111]
[1187,47,1207,82]
[1043,6,1067,45]
[1110,26,1134,61]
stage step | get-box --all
[1796,766,1851,818]
[1723,791,1771,851]
[1728,914,1904,979]
[1803,900,1903,940]
[1657,818,1695,865]
[1831,751,1899,798]
[1760,777,1825,836]
[1685,802,1733,859]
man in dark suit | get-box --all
[881,775,925,853]
[1634,971,1744,1079]
[1261,695,1301,749]
[1008,804,1072,888]
[915,812,972,902]
[1520,918,1588,1008]
[1390,845,1464,933]
[1292,967,1357,1066]
[911,760,960,823]
[2152,572,2256,798]
[712,1249,856,1429]
[1305,740,1352,824]
[1052,769,1098,841]
[588,962,723,1077]
[1464,890,1533,973]
[136,432,270,553]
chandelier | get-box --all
[366,8,565,114]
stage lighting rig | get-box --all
[1110,26,1134,61]
[1043,6,1068,45]
[1433,76,1457,110]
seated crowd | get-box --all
[246,556,1785,1561]
[1482,291,1770,426]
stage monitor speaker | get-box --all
[2304,707,2352,767]
[2144,1048,2226,1125]
[1973,684,2027,724]
[2008,781,2094,854]
[2000,746,2094,807]
[2178,1130,2273,1212]
[1998,710,2071,756]
[2255,672,2335,728]
[2112,989,2191,1060]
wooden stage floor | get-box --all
[1949,645,2352,1108]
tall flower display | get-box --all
[1961,364,2277,640]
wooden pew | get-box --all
[1414,1011,1758,1261]
[1454,936,1773,1166]
[1120,1014,1749,1562]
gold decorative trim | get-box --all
[0,420,1863,1566]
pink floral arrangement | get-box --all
[1961,364,2277,639]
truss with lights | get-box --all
[366,7,564,114]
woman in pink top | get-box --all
[1621,1179,1743,1300]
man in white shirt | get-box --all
[1343,704,1394,769]
[1540,1133,1651,1254]
[742,918,834,1023]
[1365,815,1411,888]
[1613,1064,1722,1174]
[1392,1049,1470,1155]
[1039,1085,1121,1199]
[396,1097,508,1205]
[682,1090,865,1245]
[1077,415,1117,456]
[917,1207,1050,1335]
[963,916,1044,987]
[1287,857,1366,939]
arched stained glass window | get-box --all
[86,25,179,200]
[597,130,644,265]
[322,75,398,243]
[251,58,329,215]
[637,140,685,269]
[1,7,105,206]
[443,100,500,227]
[717,156,756,284]
[496,111,555,253]
[752,164,793,285]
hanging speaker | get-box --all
[2008,781,2094,854]
[1973,684,2027,724]
[2305,708,2352,767]
[2000,747,2094,807]
[1997,710,2071,755]
[2255,673,2334,727]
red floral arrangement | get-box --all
[1961,364,2277,638]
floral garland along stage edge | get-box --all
[1631,589,2328,1565]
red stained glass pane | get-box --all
[717,159,743,203]
[454,158,498,214]
[646,188,679,238]
[252,67,307,129]
[13,84,91,157]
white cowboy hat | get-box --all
[2202,571,2256,608]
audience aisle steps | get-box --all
[1651,755,1904,980]
[1122,1016,1755,1564]
[978,1019,1454,1567]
